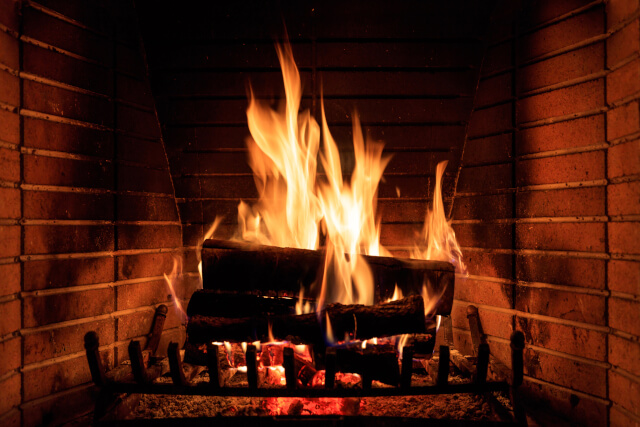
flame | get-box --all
[163,256,187,321]
[198,217,223,282]
[325,312,335,344]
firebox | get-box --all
[0,0,639,426]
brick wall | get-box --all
[0,1,185,425]
[453,0,640,425]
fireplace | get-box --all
[0,0,639,425]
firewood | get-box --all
[186,295,426,346]
[335,343,400,386]
[186,290,302,318]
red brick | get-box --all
[23,154,114,188]
[457,163,512,193]
[116,104,161,138]
[609,181,640,216]
[116,279,170,311]
[517,316,606,361]
[523,348,607,396]
[0,299,20,336]
[196,176,258,199]
[608,19,640,67]
[0,30,19,70]
[464,133,513,166]
[0,69,19,106]
[0,147,19,182]
[0,263,20,297]
[117,252,177,280]
[518,7,605,62]
[24,191,114,220]
[20,382,95,427]
[24,225,114,255]
[517,187,605,217]
[454,278,512,308]
[608,58,640,104]
[481,42,512,77]
[0,110,19,145]
[23,287,114,328]
[451,304,513,339]
[452,194,514,220]
[32,0,109,32]
[517,114,604,155]
[609,222,640,254]
[0,336,20,377]
[0,225,20,257]
[517,79,604,124]
[117,225,181,250]
[476,72,513,107]
[516,285,605,325]
[607,101,640,141]
[516,222,606,252]
[607,0,640,29]
[0,408,20,427]
[24,257,114,291]
[517,255,605,289]
[116,195,178,222]
[378,200,430,223]
[520,0,602,29]
[0,373,20,416]
[609,297,640,336]
[610,406,639,426]
[117,164,173,194]
[609,335,640,376]
[23,350,112,401]
[468,103,512,138]
[609,370,640,416]
[379,176,432,199]
[608,259,640,294]
[116,309,159,341]
[516,150,605,186]
[23,317,114,365]
[0,0,19,33]
[0,187,20,219]
[182,223,204,246]
[23,80,113,127]
[464,251,513,279]
[24,116,114,157]
[116,73,153,107]
[117,136,167,169]
[519,43,604,94]
[609,139,640,178]
[116,44,145,76]
[178,200,203,223]
[172,152,251,175]
[453,223,512,249]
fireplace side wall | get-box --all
[452,1,640,425]
[0,1,185,425]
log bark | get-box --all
[186,290,303,318]
[201,239,455,315]
[187,295,426,346]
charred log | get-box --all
[186,290,303,318]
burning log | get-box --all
[186,290,301,318]
[187,295,426,346]
[201,239,455,314]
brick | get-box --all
[609,370,640,416]
[0,0,19,32]
[607,101,640,141]
[610,406,639,426]
[468,103,512,138]
[523,348,607,396]
[23,80,113,127]
[0,30,19,70]
[24,116,114,157]
[24,191,114,220]
[117,252,177,280]
[0,408,20,427]
[0,187,20,218]
[608,19,640,67]
[608,259,640,294]
[518,7,605,62]
[172,152,251,175]
[519,43,604,95]
[377,200,430,223]
[179,200,203,223]
[117,136,167,169]
[610,297,640,335]
[23,318,114,364]
[517,114,605,155]
[116,195,178,221]
[33,0,110,33]
[520,0,602,30]
[194,175,260,199]
[0,299,20,336]
[24,257,114,291]
[609,222,640,254]
[0,374,20,416]
[116,73,153,107]
[24,225,114,255]
[116,104,161,138]
[116,44,145,77]
[116,309,158,341]
[609,181,640,216]
[23,287,114,328]
[163,99,245,126]
[191,126,254,151]
[117,164,173,194]
[0,110,19,145]
[457,163,512,193]
[22,43,113,96]
[464,133,512,166]
[379,223,422,247]
[481,42,512,77]
[516,150,605,186]
[451,304,513,340]
[0,225,20,257]
[23,154,114,188]
[516,222,606,252]
[21,380,95,427]
[517,255,605,289]
[608,58,640,104]
[452,223,512,249]
[607,0,640,29]
[379,176,433,199]
[117,224,181,250]
[517,187,605,217]
[516,316,605,360]
[0,263,20,297]
[454,278,512,308]
[0,69,19,106]
[476,72,513,107]
[452,194,514,220]
[609,335,640,376]
[0,336,20,377]
[517,79,604,124]
[116,279,169,311]
[516,285,605,325]
[609,139,640,178]
[0,147,19,182]
[464,251,512,279]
